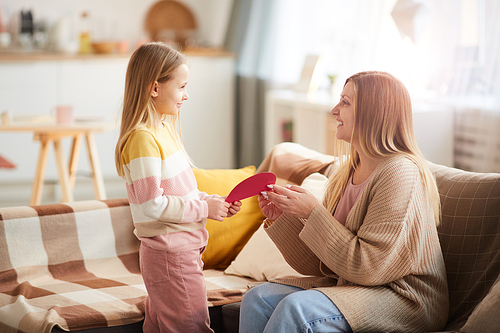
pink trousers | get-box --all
[139,243,213,333]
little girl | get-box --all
[115,42,241,333]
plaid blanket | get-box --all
[0,199,252,333]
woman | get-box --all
[239,71,448,333]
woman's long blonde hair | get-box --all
[323,71,441,225]
[115,42,187,177]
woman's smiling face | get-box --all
[331,81,356,144]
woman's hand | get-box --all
[206,198,230,221]
[258,192,283,221]
[265,184,320,219]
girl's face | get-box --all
[152,63,189,117]
[331,81,357,144]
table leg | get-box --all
[68,134,82,191]
[30,135,50,206]
[53,138,74,202]
[85,132,107,200]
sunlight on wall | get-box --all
[265,0,479,101]
[460,0,478,47]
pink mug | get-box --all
[52,105,74,124]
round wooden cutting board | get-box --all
[145,0,197,42]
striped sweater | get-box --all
[266,156,449,333]
[121,125,217,252]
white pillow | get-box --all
[224,173,329,281]
[300,172,329,201]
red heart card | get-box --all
[225,172,276,202]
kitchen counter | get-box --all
[0,47,234,62]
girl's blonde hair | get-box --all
[323,71,441,225]
[115,42,187,177]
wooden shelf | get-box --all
[0,51,132,62]
[0,47,234,62]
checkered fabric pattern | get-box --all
[0,199,252,333]
[428,162,500,331]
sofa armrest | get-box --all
[427,162,500,330]
[257,142,337,185]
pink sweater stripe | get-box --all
[126,168,199,205]
[160,168,198,198]
[127,175,163,204]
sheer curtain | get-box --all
[447,0,500,172]
[225,0,279,167]
[225,0,500,171]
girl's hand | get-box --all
[206,198,230,221]
[258,191,283,221]
[221,196,242,217]
[265,184,320,219]
[227,200,242,217]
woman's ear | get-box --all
[151,81,159,97]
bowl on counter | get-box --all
[91,41,117,54]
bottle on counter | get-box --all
[0,5,12,48]
[0,4,4,32]
[18,9,34,49]
[20,9,33,35]
[51,13,78,54]
[79,11,91,54]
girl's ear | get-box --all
[151,81,159,97]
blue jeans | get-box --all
[239,282,352,333]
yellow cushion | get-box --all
[193,166,265,269]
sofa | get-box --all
[221,143,500,333]
[1,142,499,333]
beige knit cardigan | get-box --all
[265,156,449,333]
